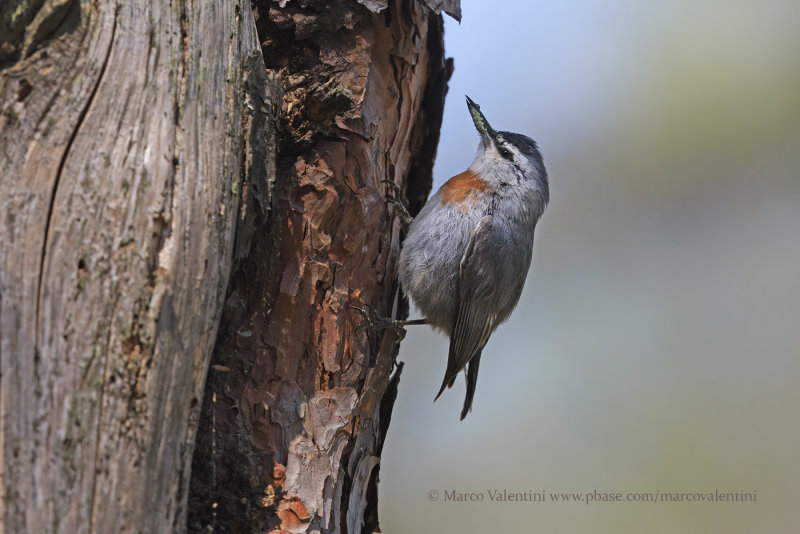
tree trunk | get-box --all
[1,0,271,531]
[187,1,455,532]
[1,0,455,533]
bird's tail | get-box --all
[433,350,483,421]
[460,352,482,420]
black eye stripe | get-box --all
[498,144,514,160]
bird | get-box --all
[397,95,549,419]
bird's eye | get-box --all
[498,146,512,159]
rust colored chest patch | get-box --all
[439,170,492,207]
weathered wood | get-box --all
[187,1,452,533]
[0,0,272,531]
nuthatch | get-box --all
[398,96,549,419]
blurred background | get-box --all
[380,1,800,532]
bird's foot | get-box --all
[381,180,414,229]
[348,304,407,340]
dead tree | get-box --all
[1,0,457,532]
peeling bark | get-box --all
[187,1,451,533]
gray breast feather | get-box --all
[398,192,482,334]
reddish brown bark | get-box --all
[187,1,452,533]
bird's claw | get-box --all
[380,179,403,197]
[381,180,413,228]
[348,304,407,339]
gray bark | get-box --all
[1,0,270,531]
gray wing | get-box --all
[435,214,499,400]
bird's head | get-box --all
[466,95,548,201]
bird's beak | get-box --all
[466,95,497,146]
